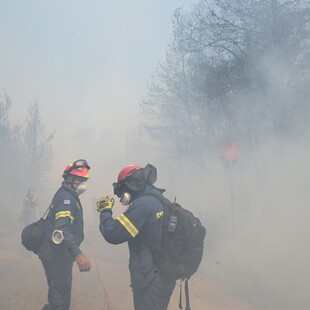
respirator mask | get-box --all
[76,182,87,195]
[113,182,132,205]
[120,192,132,206]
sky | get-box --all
[0,0,193,188]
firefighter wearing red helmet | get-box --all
[97,164,176,310]
[37,159,91,310]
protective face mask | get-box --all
[120,192,131,206]
[76,182,87,195]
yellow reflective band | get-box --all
[116,216,135,237]
[55,214,74,224]
[116,214,139,238]
[120,214,139,235]
[55,211,74,224]
[55,210,72,217]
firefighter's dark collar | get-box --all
[61,182,79,198]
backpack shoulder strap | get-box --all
[185,278,191,310]
[41,203,53,220]
[137,191,166,205]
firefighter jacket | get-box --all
[99,185,165,291]
[37,184,84,262]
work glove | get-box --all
[97,196,115,213]
[76,253,91,272]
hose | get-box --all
[86,238,110,310]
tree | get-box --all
[0,93,16,210]
[22,101,55,189]
[142,0,310,157]
[0,93,55,230]
[0,91,13,153]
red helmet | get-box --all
[62,159,90,179]
[117,165,143,182]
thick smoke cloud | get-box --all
[1,1,309,309]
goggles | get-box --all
[65,159,90,174]
[113,181,125,198]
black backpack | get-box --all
[147,193,206,280]
[21,203,52,253]
[21,218,48,253]
[142,192,206,310]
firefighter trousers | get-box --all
[133,272,176,310]
[40,258,73,310]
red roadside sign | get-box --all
[220,143,239,161]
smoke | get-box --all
[144,133,308,310]
[1,1,309,309]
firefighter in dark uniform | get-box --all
[21,187,39,226]
[97,164,176,310]
[37,159,91,310]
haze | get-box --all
[0,1,309,310]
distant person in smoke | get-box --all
[21,188,39,226]
[91,196,100,221]
[37,160,91,310]
[97,164,176,310]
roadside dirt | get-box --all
[0,226,257,310]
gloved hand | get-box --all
[76,253,91,272]
[97,196,115,213]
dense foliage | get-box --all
[142,0,310,157]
